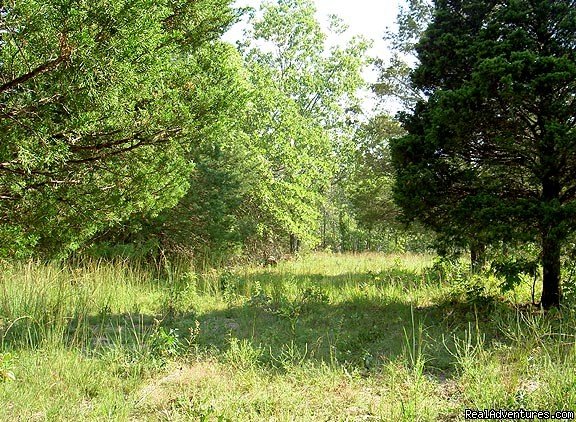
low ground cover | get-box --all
[0,253,574,420]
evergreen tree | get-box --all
[0,0,238,257]
[392,0,576,308]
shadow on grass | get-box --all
[185,294,509,376]
[1,266,567,380]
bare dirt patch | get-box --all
[135,360,222,409]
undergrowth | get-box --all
[0,253,574,420]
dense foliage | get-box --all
[391,0,576,307]
[0,0,239,257]
[1,0,389,262]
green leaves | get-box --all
[391,0,576,306]
[0,353,15,382]
[491,258,539,293]
[0,0,237,257]
[236,0,370,250]
[0,0,374,261]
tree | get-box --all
[100,0,371,263]
[323,112,434,254]
[238,0,370,253]
[374,0,433,109]
[391,0,576,308]
[346,115,403,230]
[0,0,238,257]
[94,42,254,263]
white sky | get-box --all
[315,0,401,52]
[224,0,401,51]
[223,0,405,114]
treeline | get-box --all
[4,0,576,308]
[0,0,422,263]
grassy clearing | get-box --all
[0,253,575,420]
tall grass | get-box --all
[0,259,165,350]
[0,252,575,420]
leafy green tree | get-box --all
[238,0,371,253]
[326,113,433,254]
[346,115,404,231]
[391,0,576,308]
[96,43,254,263]
[0,0,237,257]
[86,0,370,262]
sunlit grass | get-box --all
[0,253,574,420]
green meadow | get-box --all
[1,253,574,421]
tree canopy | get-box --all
[391,0,576,308]
[240,0,371,251]
[81,0,373,262]
[0,0,239,257]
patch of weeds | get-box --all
[98,302,112,320]
[491,258,539,299]
[224,337,263,370]
[170,396,231,422]
[273,297,303,335]
[362,350,376,371]
[98,316,190,378]
[102,345,159,380]
[426,256,460,283]
[248,284,273,311]
[443,322,485,375]
[176,271,200,305]
[448,270,497,308]
[150,326,183,358]
[219,270,246,307]
[184,320,201,350]
[249,285,330,336]
[0,353,16,382]
[269,340,308,370]
[161,271,199,322]
[301,286,330,306]
[402,306,429,379]
[562,250,576,310]
[272,288,329,335]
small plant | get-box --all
[186,320,201,348]
[248,288,273,311]
[561,244,576,309]
[219,270,239,303]
[300,286,330,305]
[98,303,112,319]
[445,264,496,306]
[0,353,15,382]
[402,306,428,378]
[443,322,485,374]
[270,341,308,369]
[250,286,329,337]
[150,325,183,358]
[274,297,303,336]
[224,337,262,369]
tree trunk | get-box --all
[470,242,486,273]
[322,210,327,249]
[540,152,562,309]
[540,231,561,309]
[290,234,300,254]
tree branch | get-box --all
[0,34,72,94]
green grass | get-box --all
[0,252,575,420]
